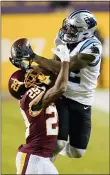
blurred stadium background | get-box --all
[1,1,109,174]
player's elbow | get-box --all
[59,86,67,94]
[70,146,86,158]
[59,82,68,93]
[53,85,67,97]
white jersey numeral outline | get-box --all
[28,87,41,99]
[46,106,58,136]
[20,105,58,138]
[20,107,30,138]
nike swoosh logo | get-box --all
[84,106,89,110]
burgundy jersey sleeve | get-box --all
[20,86,46,117]
[18,86,58,157]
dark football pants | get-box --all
[56,96,91,149]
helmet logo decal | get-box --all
[90,44,100,54]
[84,17,97,29]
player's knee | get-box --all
[50,140,66,162]
[57,140,67,152]
[70,146,86,158]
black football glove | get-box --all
[11,41,36,64]
[10,43,35,70]
[19,44,35,60]
[9,57,21,68]
[13,44,35,59]
[9,57,30,71]
[20,61,30,71]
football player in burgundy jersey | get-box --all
[10,10,102,162]
[12,10,102,161]
[8,43,70,174]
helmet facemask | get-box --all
[58,12,97,44]
[59,18,79,43]
[24,70,51,88]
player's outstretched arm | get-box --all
[42,61,69,108]
[33,53,95,74]
[10,38,96,74]
[69,53,95,72]
[33,45,70,109]
[33,54,61,75]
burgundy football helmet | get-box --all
[8,70,27,100]
[8,69,51,100]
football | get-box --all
[11,38,30,58]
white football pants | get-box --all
[16,152,58,174]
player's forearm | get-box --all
[69,53,95,71]
[33,54,82,74]
[41,62,69,108]
[33,54,61,74]
[54,62,69,92]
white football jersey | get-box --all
[54,35,102,106]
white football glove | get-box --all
[51,44,70,62]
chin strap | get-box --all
[21,59,33,72]
[29,59,33,69]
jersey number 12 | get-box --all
[69,70,81,84]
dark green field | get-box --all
[2,100,109,174]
